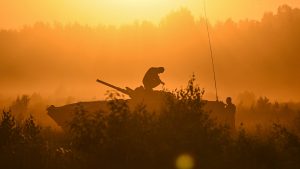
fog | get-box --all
[0,4,299,104]
[1,6,300,167]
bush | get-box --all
[0,111,45,169]
[1,77,300,169]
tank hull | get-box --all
[47,99,235,130]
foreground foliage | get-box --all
[1,78,300,169]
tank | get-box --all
[47,79,235,130]
[47,79,172,129]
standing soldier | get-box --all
[225,97,236,130]
[143,67,165,90]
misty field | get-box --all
[1,78,300,169]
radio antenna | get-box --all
[203,0,219,101]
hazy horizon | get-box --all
[1,0,300,29]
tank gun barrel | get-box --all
[96,79,132,96]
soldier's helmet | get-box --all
[226,97,232,104]
[157,67,165,73]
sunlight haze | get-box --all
[1,2,300,168]
[1,0,300,28]
[1,1,300,103]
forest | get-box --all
[0,5,300,101]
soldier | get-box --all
[143,67,165,90]
[225,97,236,129]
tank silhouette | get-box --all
[47,79,235,130]
[47,79,172,129]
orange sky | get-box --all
[1,1,300,103]
[1,0,300,29]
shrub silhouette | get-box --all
[0,77,300,169]
[10,95,30,123]
[0,111,45,169]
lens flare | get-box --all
[176,154,195,169]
